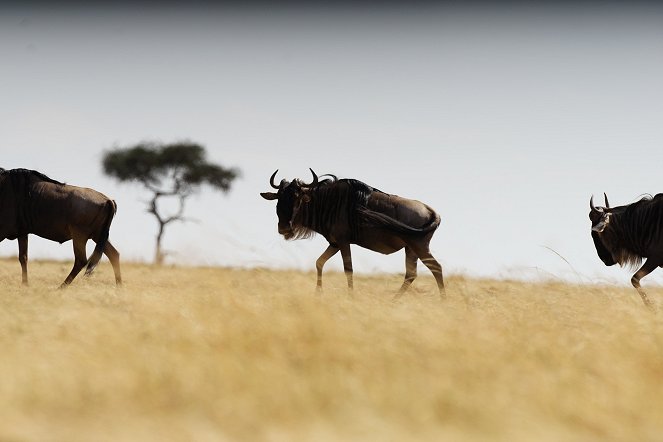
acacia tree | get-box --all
[102,141,239,265]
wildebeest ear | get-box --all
[260,192,279,200]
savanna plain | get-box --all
[1,258,663,441]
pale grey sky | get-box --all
[1,4,662,284]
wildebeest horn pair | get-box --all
[589,193,610,211]
[269,168,319,189]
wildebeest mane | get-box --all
[292,178,373,241]
[1,168,65,186]
[602,194,663,269]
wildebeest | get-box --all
[589,193,663,309]
[261,169,445,298]
[0,168,121,287]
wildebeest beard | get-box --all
[289,179,373,242]
[605,238,644,270]
[599,194,663,270]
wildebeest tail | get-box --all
[85,200,117,275]
[358,207,440,235]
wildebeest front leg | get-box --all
[18,234,28,285]
[631,258,659,310]
[395,247,418,299]
[60,233,88,288]
[316,245,339,292]
[340,244,354,291]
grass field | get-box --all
[1,258,663,441]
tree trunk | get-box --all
[149,190,187,266]
[155,220,166,265]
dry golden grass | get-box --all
[1,258,663,441]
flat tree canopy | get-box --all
[102,141,237,192]
[102,141,239,264]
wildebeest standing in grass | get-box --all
[589,193,663,309]
[0,168,121,287]
[261,169,445,298]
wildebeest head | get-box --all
[589,193,612,233]
[260,169,318,239]
[589,193,616,266]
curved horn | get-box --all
[604,192,610,209]
[307,168,318,187]
[590,195,597,211]
[269,169,279,189]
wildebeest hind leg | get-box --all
[60,233,88,288]
[103,241,122,285]
[395,247,418,300]
[410,244,445,300]
[84,246,104,277]
[631,258,659,310]
[18,235,28,285]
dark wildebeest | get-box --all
[0,168,122,287]
[589,193,663,309]
[260,169,445,298]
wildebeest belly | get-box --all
[30,223,73,243]
[354,228,407,255]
